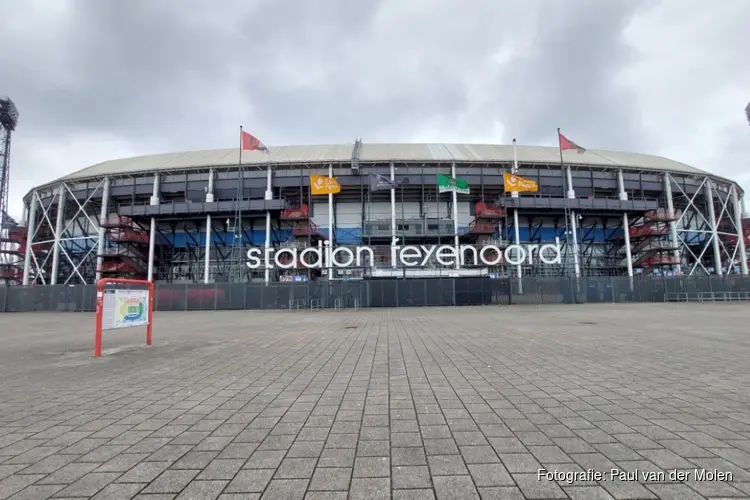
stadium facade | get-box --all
[2,139,749,286]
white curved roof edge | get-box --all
[49,142,717,185]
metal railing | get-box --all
[2,275,750,312]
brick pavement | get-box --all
[0,303,749,499]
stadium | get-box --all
[2,136,749,287]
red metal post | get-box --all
[95,278,154,357]
[94,284,104,357]
[146,281,154,346]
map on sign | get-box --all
[101,289,149,330]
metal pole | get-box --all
[50,184,66,285]
[451,162,459,269]
[570,210,581,278]
[731,186,748,275]
[265,164,272,284]
[622,213,633,286]
[704,180,723,275]
[147,217,156,281]
[22,193,38,285]
[512,139,522,292]
[617,170,633,286]
[328,163,333,279]
[150,174,160,206]
[566,166,575,199]
[617,169,627,201]
[203,214,211,283]
[206,169,215,202]
[390,161,396,245]
[95,177,110,282]
[663,174,681,274]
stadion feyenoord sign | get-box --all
[247,238,563,269]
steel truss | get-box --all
[18,162,749,284]
[26,181,106,285]
[667,173,745,275]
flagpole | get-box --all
[237,126,244,282]
[558,128,580,279]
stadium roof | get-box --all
[57,143,710,182]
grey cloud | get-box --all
[1,0,749,221]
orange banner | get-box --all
[310,175,341,195]
[504,172,538,193]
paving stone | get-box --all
[512,472,567,499]
[476,486,525,500]
[3,306,750,499]
[348,477,390,500]
[428,455,469,475]
[353,457,390,478]
[54,472,122,497]
[317,448,355,468]
[432,475,480,500]
[261,479,308,500]
[308,468,351,491]
[392,489,436,500]
[276,457,317,481]
[141,470,200,494]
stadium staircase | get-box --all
[619,209,681,271]
[466,202,505,243]
[278,204,327,280]
[98,215,149,279]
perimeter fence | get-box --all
[2,274,750,312]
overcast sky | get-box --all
[1,0,748,219]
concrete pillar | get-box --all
[50,184,67,285]
[95,178,111,282]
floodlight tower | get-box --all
[0,97,19,282]
[0,97,18,231]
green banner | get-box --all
[437,173,470,194]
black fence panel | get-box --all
[4,275,750,312]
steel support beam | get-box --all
[663,174,682,273]
[50,184,66,285]
[265,164,272,284]
[22,192,38,285]
[150,174,160,206]
[390,161,396,245]
[206,169,215,203]
[704,181,722,275]
[95,177,110,282]
[732,186,748,275]
[147,217,156,281]
[451,162,459,269]
[203,214,211,284]
[570,210,580,278]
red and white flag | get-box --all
[558,131,585,153]
[241,130,269,152]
